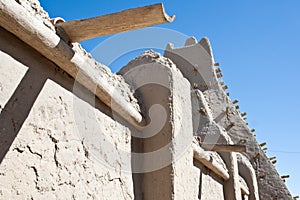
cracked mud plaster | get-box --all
[0,80,134,199]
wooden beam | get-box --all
[269,156,276,161]
[259,142,267,147]
[200,143,246,153]
[56,3,175,42]
[281,175,290,179]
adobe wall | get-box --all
[0,27,134,199]
[194,159,225,200]
[0,27,227,199]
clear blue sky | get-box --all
[40,0,300,195]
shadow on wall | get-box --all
[0,27,112,163]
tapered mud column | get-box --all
[119,51,195,200]
[237,154,260,200]
[220,152,242,200]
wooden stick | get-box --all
[56,3,175,42]
[259,142,266,147]
[269,156,276,161]
[232,99,239,104]
[253,153,260,159]
[281,175,290,179]
[200,143,246,152]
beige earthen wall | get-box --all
[193,160,225,200]
[0,27,134,200]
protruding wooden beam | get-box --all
[223,85,228,90]
[193,83,199,89]
[253,153,260,159]
[215,68,221,73]
[216,73,223,78]
[200,143,246,153]
[193,64,198,72]
[232,99,239,104]
[229,122,236,127]
[56,3,175,42]
[269,156,276,161]
[260,142,267,147]
[241,112,247,117]
[281,175,290,179]
[214,62,220,66]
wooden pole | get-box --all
[200,143,246,153]
[281,175,290,179]
[259,142,267,147]
[269,156,276,161]
[56,3,175,42]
